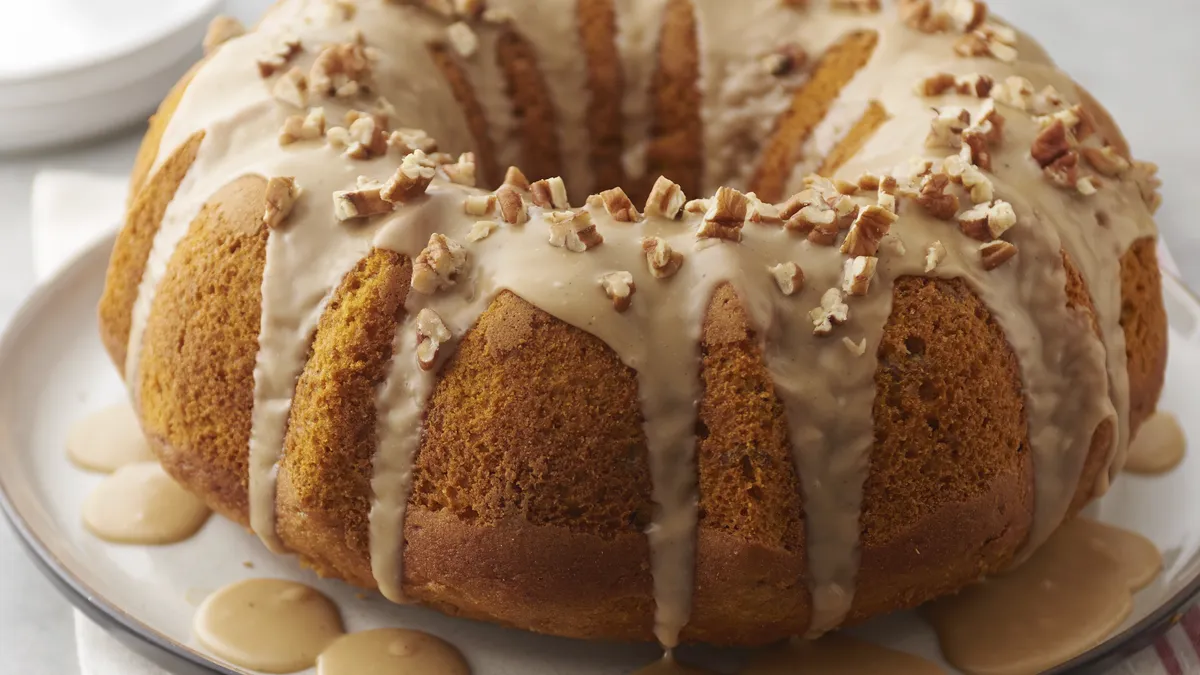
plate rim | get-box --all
[0,232,1196,675]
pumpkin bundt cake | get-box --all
[99,0,1168,647]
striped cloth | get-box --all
[1106,606,1200,674]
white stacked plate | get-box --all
[0,0,221,153]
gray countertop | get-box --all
[1,1,1196,672]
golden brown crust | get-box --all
[643,0,703,203]
[427,43,503,188]
[1121,237,1167,436]
[136,175,268,523]
[275,249,413,588]
[851,276,1033,623]
[497,29,562,183]
[752,30,879,203]
[99,131,204,372]
[577,0,626,194]
[403,290,655,638]
[687,283,809,643]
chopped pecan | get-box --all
[760,43,809,77]
[279,107,327,145]
[599,271,636,312]
[925,240,947,272]
[415,309,452,371]
[333,183,392,221]
[345,113,389,160]
[598,187,641,222]
[446,21,478,57]
[841,205,898,256]
[548,210,603,252]
[442,152,477,186]
[388,128,438,155]
[747,194,783,224]
[1081,146,1131,178]
[504,165,531,190]
[697,187,748,242]
[530,177,570,209]
[381,150,438,203]
[980,239,1017,270]
[257,36,303,78]
[769,262,805,296]
[810,288,850,336]
[263,177,301,230]
[645,176,687,219]
[463,194,496,216]
[495,186,529,225]
[1043,151,1082,190]
[916,173,960,220]
[1031,119,1072,168]
[467,220,498,242]
[842,256,878,296]
[958,199,1016,240]
[272,67,308,108]
[642,237,684,279]
[412,233,469,294]
[926,107,972,148]
[310,41,373,98]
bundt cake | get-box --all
[98,0,1168,648]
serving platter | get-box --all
[1,233,1197,674]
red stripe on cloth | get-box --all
[1156,635,1184,675]
[1181,606,1200,658]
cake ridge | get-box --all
[107,0,1164,647]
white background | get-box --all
[0,0,1196,671]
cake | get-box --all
[97,0,1168,648]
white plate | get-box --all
[0,234,1197,675]
[0,0,219,152]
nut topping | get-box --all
[548,210,603,252]
[446,21,479,57]
[263,177,301,230]
[381,150,437,203]
[412,233,469,294]
[1081,146,1131,178]
[842,256,878,296]
[530,177,570,209]
[697,187,748,242]
[495,186,529,225]
[204,16,245,55]
[747,193,783,224]
[916,173,960,220]
[333,183,392,221]
[645,176,687,219]
[925,240,947,272]
[467,220,498,242]
[504,165,531,191]
[831,0,882,12]
[463,194,496,216]
[441,152,477,186]
[980,239,1017,270]
[642,237,684,279]
[955,22,1018,62]
[415,309,452,371]
[1132,161,1163,213]
[309,41,373,98]
[769,262,805,296]
[760,43,809,77]
[957,199,1016,240]
[345,112,389,159]
[926,106,972,148]
[598,187,641,222]
[388,128,438,155]
[599,271,636,312]
[841,205,898,256]
[279,107,327,145]
[257,36,303,78]
[271,67,309,108]
[810,288,850,336]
